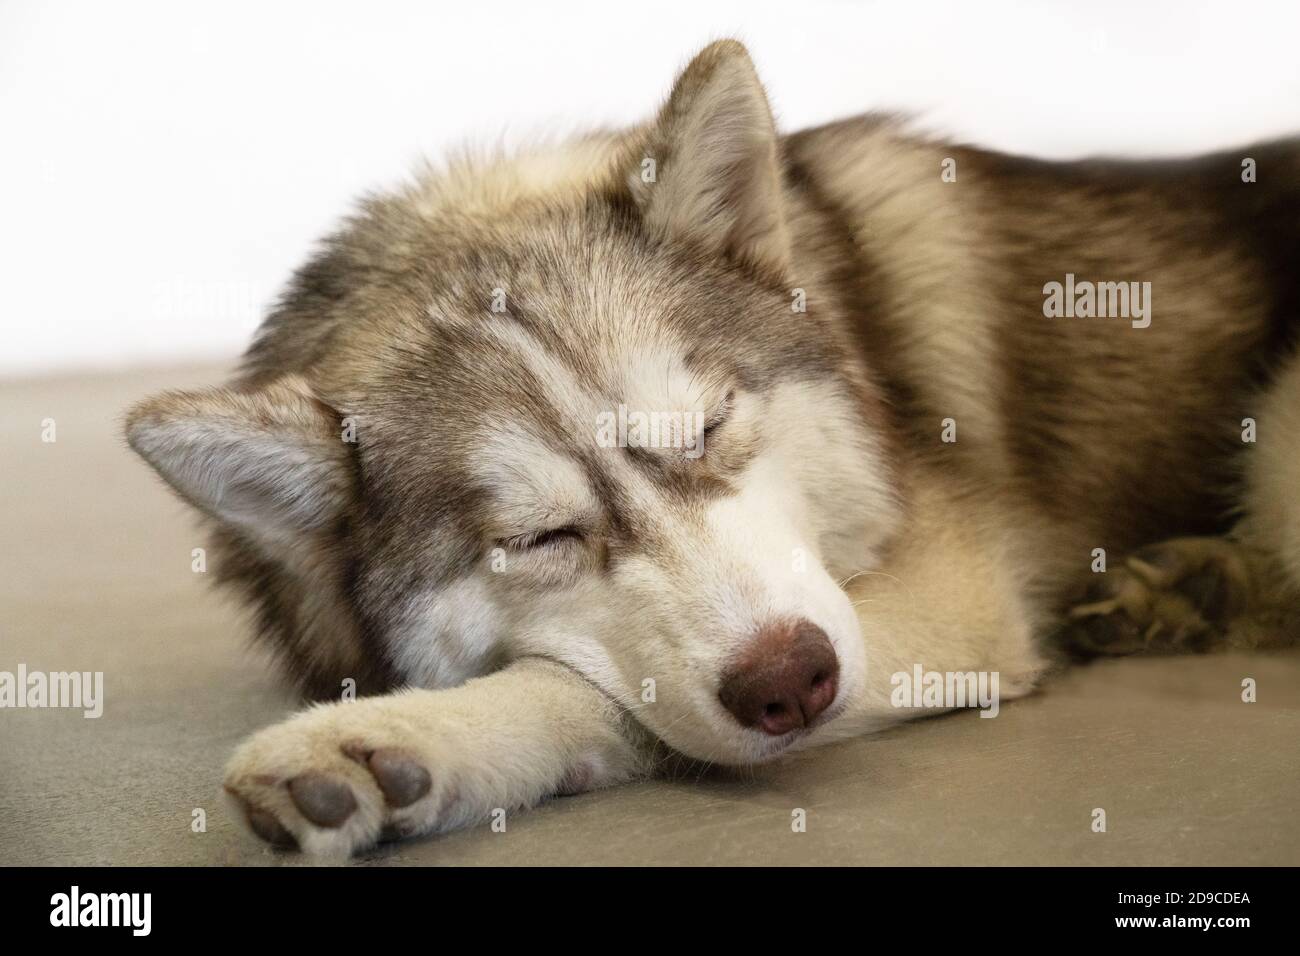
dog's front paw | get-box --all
[223,696,449,857]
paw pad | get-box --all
[247,804,296,847]
[288,772,358,828]
[345,744,432,808]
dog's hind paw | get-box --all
[1060,536,1254,657]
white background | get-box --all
[2,0,1297,377]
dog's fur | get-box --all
[127,41,1300,856]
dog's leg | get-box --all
[804,481,1052,744]
[1063,350,1300,657]
[223,658,647,856]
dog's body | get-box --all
[127,42,1300,855]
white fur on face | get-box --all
[590,449,868,766]
[480,375,897,765]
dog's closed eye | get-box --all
[702,390,736,440]
[501,526,584,551]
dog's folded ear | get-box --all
[125,375,352,546]
[628,39,791,279]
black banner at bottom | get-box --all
[0,866,1283,940]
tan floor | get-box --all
[1,365,1297,866]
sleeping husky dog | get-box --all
[127,41,1300,856]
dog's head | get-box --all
[127,41,901,765]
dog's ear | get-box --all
[628,39,790,278]
[125,375,352,547]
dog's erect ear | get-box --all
[125,376,352,546]
[628,39,790,278]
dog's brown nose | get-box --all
[717,620,839,735]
